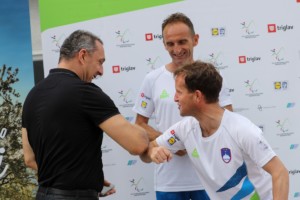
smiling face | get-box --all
[174,74,197,116]
[163,22,199,68]
[83,40,105,82]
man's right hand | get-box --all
[150,146,173,164]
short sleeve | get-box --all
[132,74,155,118]
[81,83,120,126]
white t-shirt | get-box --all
[156,110,275,199]
[133,65,232,192]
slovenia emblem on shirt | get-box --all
[221,148,231,163]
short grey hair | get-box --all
[59,30,103,62]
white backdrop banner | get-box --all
[40,0,300,199]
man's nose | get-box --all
[173,44,182,54]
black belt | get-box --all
[38,186,98,197]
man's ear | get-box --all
[78,49,87,64]
[194,90,203,102]
[193,34,199,47]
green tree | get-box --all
[0,64,36,200]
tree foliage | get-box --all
[0,64,36,199]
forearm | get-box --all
[136,122,161,141]
[272,168,289,200]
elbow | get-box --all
[24,157,37,170]
[128,142,149,156]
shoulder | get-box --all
[172,117,199,133]
[223,110,262,139]
[144,65,166,80]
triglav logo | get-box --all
[289,169,300,175]
[146,57,162,71]
[207,52,228,70]
[112,65,136,73]
[115,29,135,47]
[51,34,65,53]
[118,89,134,108]
[270,48,289,65]
[145,33,163,41]
[275,119,294,136]
[244,79,263,97]
[211,27,226,37]
[239,56,261,64]
[130,177,149,196]
[268,24,294,33]
[241,21,259,39]
[274,81,288,90]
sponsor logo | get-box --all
[271,48,289,65]
[140,93,151,100]
[50,34,65,53]
[128,160,138,166]
[160,89,170,99]
[115,29,135,47]
[287,102,295,108]
[112,65,136,73]
[192,148,199,158]
[268,24,294,33]
[257,104,276,111]
[244,79,263,97]
[268,24,276,32]
[274,81,288,90]
[239,56,261,63]
[168,137,176,145]
[118,89,134,108]
[289,169,300,175]
[239,56,246,63]
[211,27,226,37]
[146,57,162,71]
[145,33,162,41]
[221,148,231,163]
[294,192,300,198]
[207,52,229,70]
[141,101,147,108]
[275,119,294,137]
[241,21,260,39]
[119,89,133,104]
[129,177,149,196]
[167,129,180,145]
[290,144,299,149]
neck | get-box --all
[195,104,224,137]
[58,61,83,80]
[166,59,194,73]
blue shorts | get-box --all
[156,190,210,200]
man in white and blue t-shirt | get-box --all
[140,61,289,200]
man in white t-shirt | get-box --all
[140,61,289,200]
[133,13,232,199]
